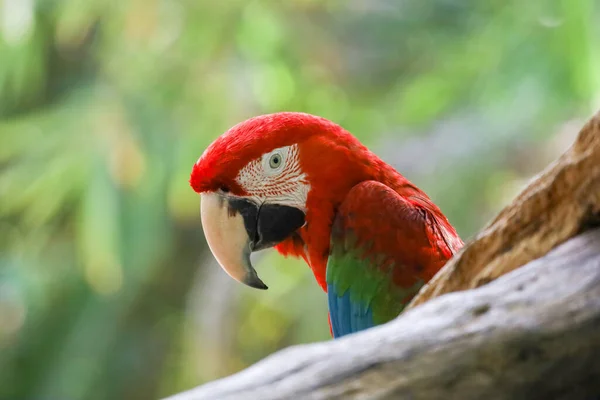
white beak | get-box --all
[200,192,268,289]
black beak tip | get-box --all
[244,275,269,290]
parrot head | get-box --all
[190,112,389,290]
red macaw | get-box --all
[190,112,463,338]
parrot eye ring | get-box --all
[269,153,282,169]
[261,146,288,175]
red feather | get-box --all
[333,181,462,290]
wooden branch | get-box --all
[408,110,600,308]
[166,228,600,400]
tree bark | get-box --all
[166,111,600,400]
[167,228,600,400]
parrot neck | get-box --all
[277,127,455,293]
[276,156,420,292]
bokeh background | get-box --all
[0,0,598,399]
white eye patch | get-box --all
[235,144,309,210]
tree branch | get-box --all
[167,228,600,400]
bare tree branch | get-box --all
[166,228,600,400]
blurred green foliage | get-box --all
[0,0,598,399]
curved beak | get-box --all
[200,192,305,290]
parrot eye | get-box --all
[269,153,282,169]
[259,146,289,176]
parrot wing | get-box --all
[326,180,461,338]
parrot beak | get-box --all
[200,192,305,290]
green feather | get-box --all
[327,230,424,325]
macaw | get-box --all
[190,112,463,338]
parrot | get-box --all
[190,112,463,338]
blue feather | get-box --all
[327,283,375,338]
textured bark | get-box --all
[167,229,600,400]
[408,110,600,308]
[167,111,600,400]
